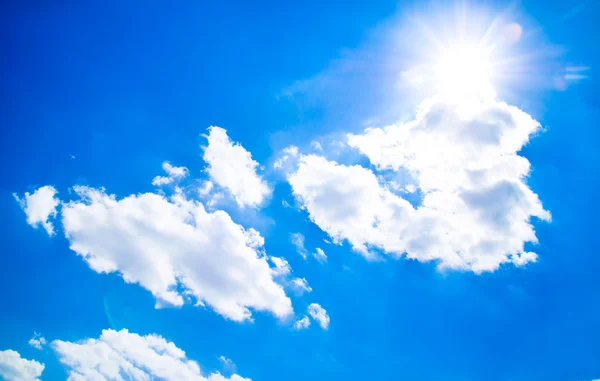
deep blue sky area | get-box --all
[1,1,599,381]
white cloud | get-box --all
[290,233,308,259]
[270,256,292,277]
[288,97,550,273]
[203,126,270,208]
[28,333,46,350]
[310,141,323,151]
[0,349,44,381]
[14,185,59,236]
[61,186,292,322]
[273,146,300,171]
[313,248,327,264]
[198,181,214,196]
[290,277,312,295]
[152,162,189,186]
[293,316,311,330]
[218,356,236,373]
[152,176,174,186]
[307,303,330,330]
[52,329,250,381]
[270,257,312,296]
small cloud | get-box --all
[151,176,174,186]
[290,233,308,259]
[510,251,538,267]
[152,161,189,186]
[28,332,46,350]
[310,141,323,151]
[293,315,311,330]
[271,256,292,277]
[14,186,59,236]
[308,303,330,330]
[218,355,237,373]
[69,154,76,160]
[313,248,327,264]
[203,126,270,208]
[290,277,312,295]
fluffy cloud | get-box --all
[28,333,46,350]
[288,98,550,273]
[290,277,312,295]
[13,185,59,236]
[152,162,189,186]
[61,186,292,322]
[52,329,250,381]
[307,303,330,330]
[290,233,308,259]
[313,248,327,264]
[0,349,44,381]
[203,126,270,208]
[293,316,311,330]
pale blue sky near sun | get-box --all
[1,1,599,381]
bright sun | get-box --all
[402,4,537,104]
[434,44,495,100]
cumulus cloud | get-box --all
[293,316,311,330]
[203,126,270,208]
[313,248,327,264]
[290,277,312,295]
[14,185,59,236]
[270,256,292,278]
[52,329,250,381]
[307,303,330,330]
[61,186,292,322]
[288,97,550,273]
[28,333,46,350]
[0,349,44,381]
[152,162,189,186]
[290,233,308,259]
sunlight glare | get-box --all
[433,44,495,100]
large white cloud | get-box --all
[61,186,292,322]
[52,329,250,381]
[203,126,270,208]
[0,349,44,381]
[13,185,59,236]
[288,97,550,272]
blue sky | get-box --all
[1,1,599,380]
